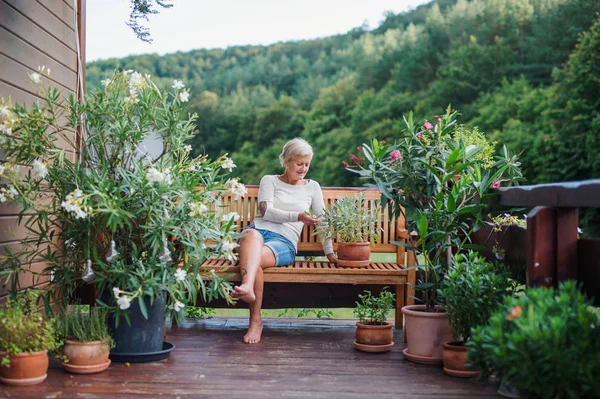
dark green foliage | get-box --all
[354,288,395,325]
[439,251,518,342]
[468,281,600,399]
[127,0,173,43]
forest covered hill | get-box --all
[87,0,600,228]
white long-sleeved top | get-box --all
[253,175,334,255]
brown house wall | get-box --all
[0,0,85,298]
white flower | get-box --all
[101,79,111,87]
[0,163,5,175]
[172,80,185,90]
[146,167,171,185]
[112,287,121,299]
[577,227,583,235]
[117,295,131,310]
[0,124,11,136]
[0,107,9,120]
[29,72,41,84]
[221,157,236,171]
[184,144,192,152]
[221,240,239,253]
[174,268,187,282]
[0,192,6,203]
[73,189,83,198]
[65,238,76,249]
[179,90,190,102]
[32,159,48,179]
[222,212,240,223]
[189,202,208,217]
[7,186,18,198]
[128,72,144,93]
[61,189,88,219]
[228,179,247,200]
[174,301,185,312]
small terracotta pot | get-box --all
[62,340,111,374]
[442,341,479,378]
[354,321,394,352]
[0,350,49,386]
[337,242,371,267]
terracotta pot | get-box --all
[442,341,479,378]
[337,242,371,268]
[62,340,111,374]
[401,305,455,365]
[0,350,49,386]
[354,321,394,352]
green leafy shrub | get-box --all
[439,251,517,342]
[313,193,381,243]
[0,291,60,367]
[354,287,395,325]
[56,307,114,347]
[468,281,600,399]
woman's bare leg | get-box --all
[244,266,264,344]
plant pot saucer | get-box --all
[63,359,111,374]
[402,348,443,365]
[109,341,175,363]
[353,340,394,352]
[443,367,479,378]
[338,259,370,268]
[0,374,47,386]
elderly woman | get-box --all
[231,137,337,344]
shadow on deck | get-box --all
[1,317,502,398]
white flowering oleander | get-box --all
[179,90,190,102]
[0,191,6,203]
[221,158,236,172]
[174,301,185,312]
[174,268,187,282]
[28,72,41,84]
[146,167,172,185]
[117,295,131,310]
[228,179,247,200]
[222,212,240,223]
[172,80,184,90]
[101,79,111,87]
[113,287,121,299]
[184,144,192,152]
[221,240,239,253]
[32,159,48,179]
[189,202,208,217]
[7,186,18,198]
[61,189,88,219]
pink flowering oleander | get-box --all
[423,122,433,130]
[389,150,402,161]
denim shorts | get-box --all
[246,224,296,267]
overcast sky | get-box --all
[86,0,431,62]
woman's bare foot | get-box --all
[243,320,263,344]
[231,284,256,303]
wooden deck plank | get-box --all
[0,317,501,398]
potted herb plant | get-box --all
[56,307,115,374]
[0,69,242,361]
[439,251,517,377]
[353,287,395,352]
[314,193,381,267]
[468,281,600,398]
[348,107,523,364]
[0,291,60,386]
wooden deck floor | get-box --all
[1,317,502,398]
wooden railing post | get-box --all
[556,208,579,283]
[527,207,556,288]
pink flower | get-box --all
[416,133,422,139]
[389,150,402,161]
[423,122,433,130]
[491,179,501,189]
[506,305,522,321]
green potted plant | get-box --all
[439,251,517,377]
[314,193,381,267]
[353,287,395,352]
[0,68,241,361]
[56,307,115,374]
[469,281,600,398]
[347,107,523,364]
[0,291,60,386]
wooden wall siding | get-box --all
[0,0,84,297]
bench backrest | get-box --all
[222,186,408,260]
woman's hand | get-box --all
[326,253,338,264]
[299,212,320,227]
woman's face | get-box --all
[286,156,312,180]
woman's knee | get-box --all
[241,228,263,244]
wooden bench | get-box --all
[199,186,417,328]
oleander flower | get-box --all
[172,80,184,90]
[174,301,185,312]
[174,269,187,282]
[32,159,48,179]
[179,90,190,102]
[117,295,131,310]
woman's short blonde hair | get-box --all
[279,137,313,167]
